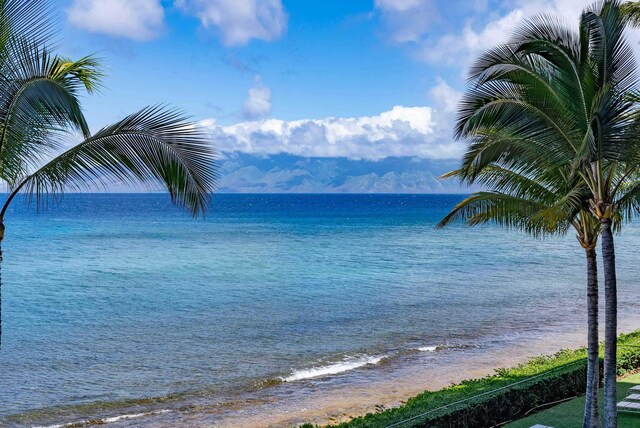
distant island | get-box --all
[216,153,469,193]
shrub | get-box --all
[616,330,640,376]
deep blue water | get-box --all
[0,193,638,426]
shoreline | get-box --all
[201,316,640,428]
[12,317,640,428]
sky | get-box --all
[55,0,614,165]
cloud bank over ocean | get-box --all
[201,105,462,161]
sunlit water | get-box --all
[0,194,638,427]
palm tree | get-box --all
[0,1,217,346]
[577,4,640,426]
[440,1,640,426]
[438,167,602,427]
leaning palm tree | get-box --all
[441,2,640,426]
[0,1,217,347]
[438,166,603,426]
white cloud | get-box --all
[375,0,490,44]
[374,0,436,43]
[201,106,464,161]
[67,0,165,41]
[376,0,595,68]
[175,0,287,46]
[429,78,461,114]
[417,8,525,67]
[375,0,425,13]
[242,76,272,120]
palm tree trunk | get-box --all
[0,239,3,349]
[601,219,617,428]
[583,247,600,428]
[0,221,4,349]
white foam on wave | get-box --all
[417,346,438,352]
[283,355,386,382]
[32,409,171,428]
[103,409,171,423]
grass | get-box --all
[326,350,589,427]
[315,331,640,427]
[506,372,640,428]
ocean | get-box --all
[0,193,638,427]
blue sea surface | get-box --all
[0,193,638,426]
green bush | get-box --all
[310,330,640,428]
[617,330,640,376]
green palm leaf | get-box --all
[0,0,55,51]
[0,41,103,186]
[1,106,218,219]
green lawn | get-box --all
[507,372,640,428]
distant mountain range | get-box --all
[216,153,471,193]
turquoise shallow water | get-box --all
[0,193,639,427]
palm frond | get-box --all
[48,55,104,95]
[1,106,218,218]
[0,42,103,186]
[436,191,567,237]
[0,0,56,52]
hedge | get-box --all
[300,330,640,428]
